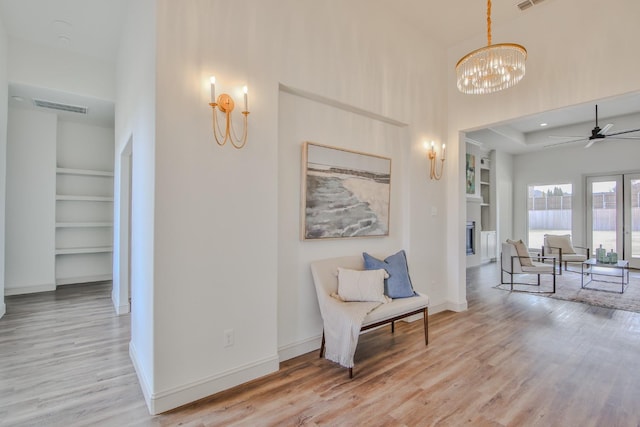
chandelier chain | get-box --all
[487,0,492,46]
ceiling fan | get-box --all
[547,105,640,148]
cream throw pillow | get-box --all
[335,268,391,303]
[545,234,575,254]
[507,239,533,267]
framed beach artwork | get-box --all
[466,153,475,195]
[301,142,391,240]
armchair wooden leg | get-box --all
[391,321,395,333]
[319,331,325,358]
[349,367,353,378]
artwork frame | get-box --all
[301,142,391,240]
[466,153,476,195]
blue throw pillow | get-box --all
[362,250,415,298]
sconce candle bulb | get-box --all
[210,76,216,103]
[243,86,248,112]
[207,77,250,149]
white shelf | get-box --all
[56,222,113,228]
[56,167,114,177]
[56,195,114,202]
[55,246,113,255]
[480,181,490,185]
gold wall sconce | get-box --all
[425,141,445,180]
[208,76,250,149]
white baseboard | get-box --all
[278,334,322,362]
[0,301,5,318]
[428,299,468,314]
[278,311,429,362]
[5,283,56,296]
[112,291,130,315]
[131,340,279,415]
[114,303,130,315]
[445,299,468,312]
[56,274,112,286]
[129,341,153,411]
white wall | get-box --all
[448,0,640,291]
[141,0,450,414]
[57,121,115,171]
[113,0,157,412]
[5,108,56,294]
[0,13,7,316]
[8,38,115,101]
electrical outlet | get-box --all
[223,329,234,348]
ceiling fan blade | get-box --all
[584,139,598,149]
[548,135,584,139]
[607,128,640,137]
[599,123,614,135]
[544,137,587,148]
[606,136,640,140]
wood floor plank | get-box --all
[2,265,640,426]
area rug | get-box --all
[495,269,640,313]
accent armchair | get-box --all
[541,234,590,275]
[501,240,557,293]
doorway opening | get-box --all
[114,137,133,314]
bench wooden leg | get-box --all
[319,331,325,358]
[423,308,429,345]
[391,321,395,333]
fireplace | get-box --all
[466,221,475,255]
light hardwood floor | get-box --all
[2,264,640,426]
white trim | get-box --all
[277,305,460,363]
[5,283,56,296]
[55,274,112,286]
[424,300,468,315]
[0,302,5,318]
[146,355,279,415]
[278,334,322,362]
[279,84,408,127]
[113,299,130,315]
[129,340,153,412]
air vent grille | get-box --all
[516,0,545,11]
[33,99,88,114]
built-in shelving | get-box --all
[56,222,113,228]
[56,167,114,177]
[55,246,113,255]
[54,126,115,286]
[56,195,114,202]
[479,157,496,262]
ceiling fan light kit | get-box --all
[456,0,527,95]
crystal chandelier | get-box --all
[456,0,527,95]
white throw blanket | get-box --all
[322,298,382,368]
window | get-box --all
[527,184,572,249]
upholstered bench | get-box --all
[310,253,429,378]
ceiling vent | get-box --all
[33,99,88,114]
[516,0,545,11]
